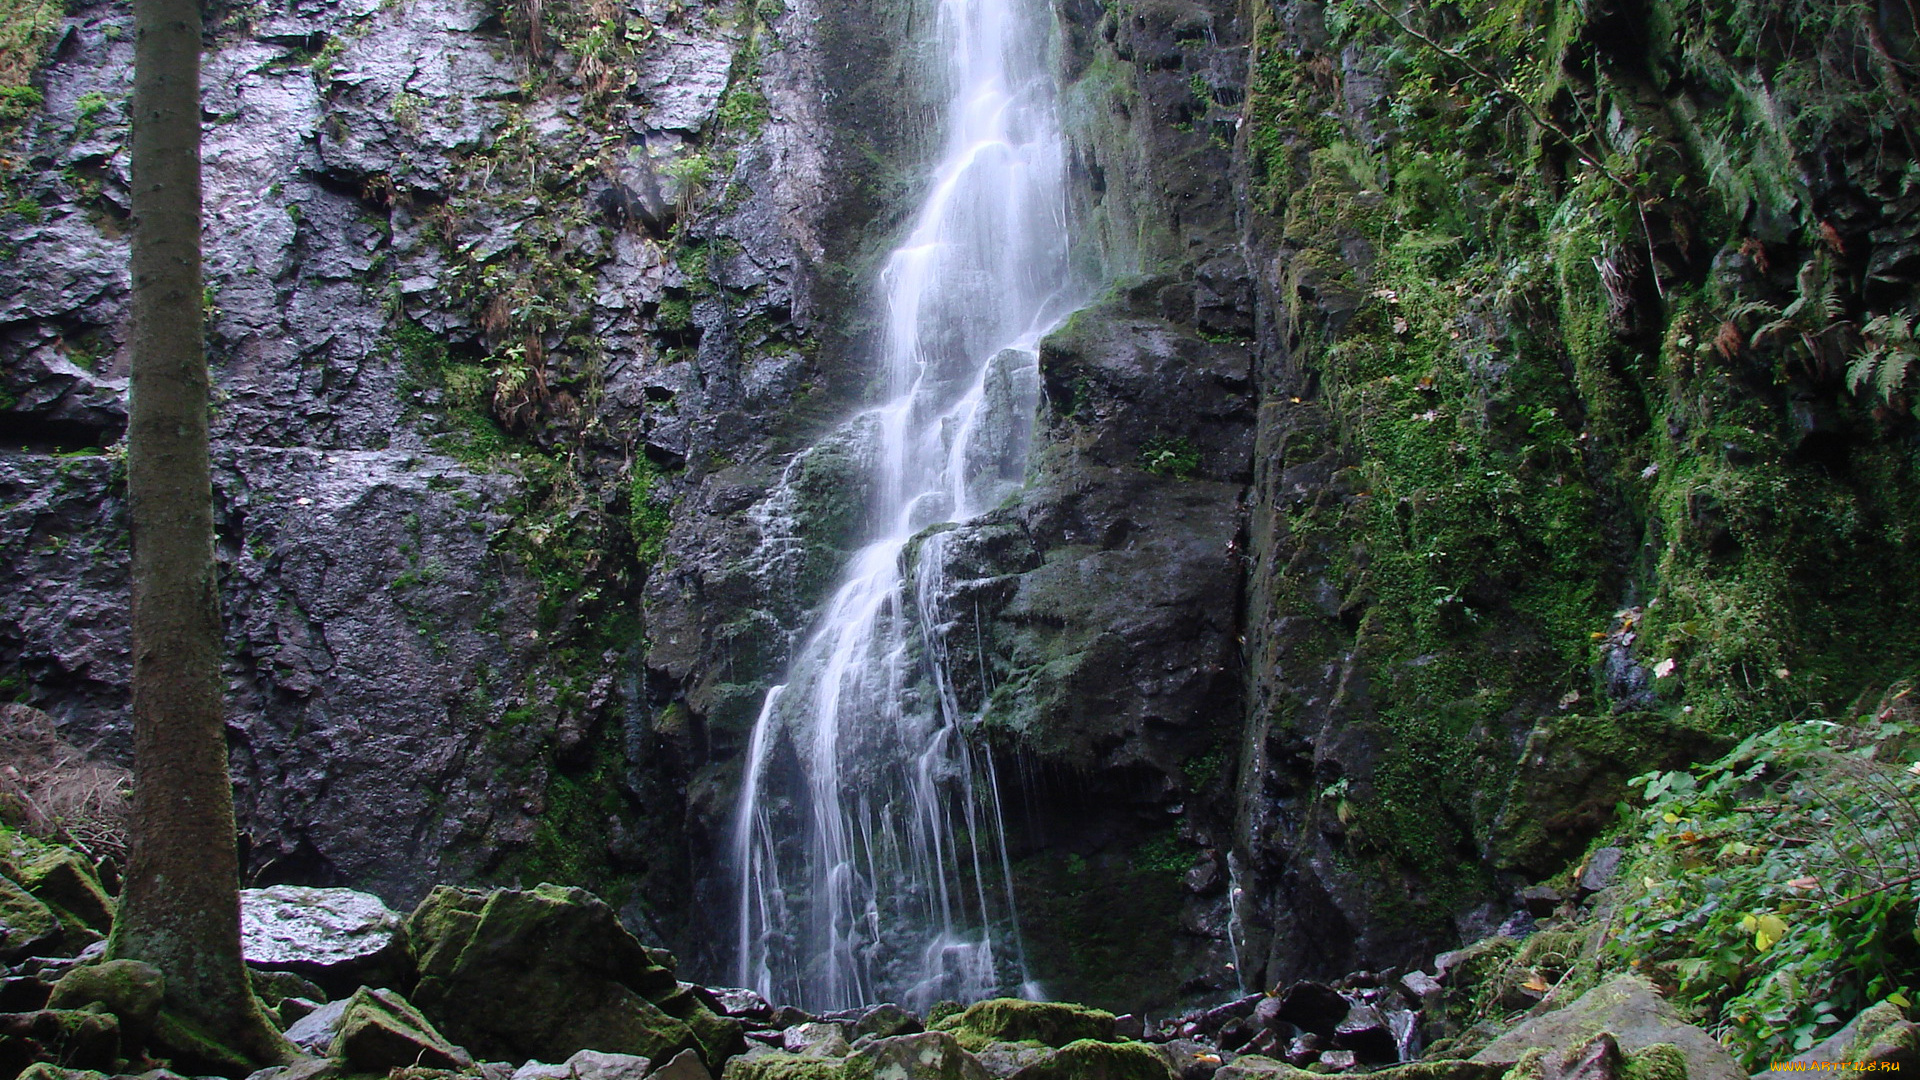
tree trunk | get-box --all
[108,0,293,1066]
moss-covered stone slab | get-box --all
[0,1007,121,1073]
[0,873,61,958]
[1471,976,1740,1080]
[328,985,471,1072]
[933,1000,1117,1050]
[15,848,115,934]
[47,959,165,1040]
[403,884,720,1067]
[1005,1040,1174,1080]
[724,1031,993,1080]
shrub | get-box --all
[0,702,130,862]
[1609,686,1920,1066]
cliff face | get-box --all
[4,0,1919,1014]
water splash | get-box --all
[732,0,1084,1011]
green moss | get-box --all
[931,999,1116,1050]
[1620,1043,1689,1080]
[1137,436,1200,478]
[1006,1040,1174,1080]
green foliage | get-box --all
[1850,311,1920,418]
[72,92,110,139]
[628,455,671,566]
[1137,436,1199,477]
[0,0,58,117]
[1611,697,1920,1066]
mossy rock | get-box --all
[47,959,164,1039]
[0,873,60,958]
[724,1052,862,1080]
[403,884,717,1067]
[1005,1040,1172,1080]
[1793,1003,1919,1067]
[656,984,749,1064]
[14,1066,113,1080]
[0,1007,121,1073]
[932,999,1116,1050]
[148,1007,258,1076]
[329,986,471,1072]
[1218,1057,1504,1080]
[1471,977,1740,1080]
[723,1031,991,1080]
[15,848,115,934]
[1622,1044,1690,1080]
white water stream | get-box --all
[731,0,1083,1012]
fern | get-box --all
[1849,311,1920,416]
[1729,256,1849,377]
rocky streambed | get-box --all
[4,832,1915,1080]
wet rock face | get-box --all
[0,0,913,944]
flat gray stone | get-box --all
[1472,975,1742,1080]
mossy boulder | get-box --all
[403,883,730,1068]
[14,848,115,934]
[0,873,60,958]
[47,959,164,1041]
[1215,1057,1505,1080]
[1792,1002,1919,1068]
[1004,1040,1174,1080]
[328,986,471,1072]
[0,1007,121,1074]
[14,1066,114,1080]
[723,1031,991,1080]
[932,1000,1116,1050]
[1471,976,1740,1080]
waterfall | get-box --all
[731,0,1083,1012]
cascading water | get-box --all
[732,0,1084,1012]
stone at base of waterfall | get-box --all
[1215,1055,1509,1080]
[241,886,404,991]
[932,1000,1117,1049]
[785,1023,854,1057]
[401,884,737,1068]
[708,988,776,1021]
[723,1030,991,1080]
[1471,975,1741,1080]
[976,1042,1054,1080]
[329,986,472,1072]
[286,998,350,1054]
[1158,1040,1223,1080]
[13,849,115,934]
[513,1049,657,1080]
[855,1004,924,1041]
[1004,1039,1174,1080]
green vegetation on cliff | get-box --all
[1242,0,1920,945]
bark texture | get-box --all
[108,0,291,1065]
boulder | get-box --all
[0,874,62,958]
[1471,975,1742,1080]
[1332,1004,1397,1064]
[568,1048,658,1080]
[249,968,327,1010]
[328,985,472,1072]
[1157,1039,1223,1080]
[1577,849,1624,894]
[864,1032,994,1080]
[1006,1040,1175,1080]
[1215,1057,1505,1080]
[15,1067,113,1080]
[933,1000,1116,1049]
[241,885,404,994]
[1789,1002,1919,1069]
[46,959,165,1040]
[856,1004,925,1041]
[785,1022,855,1057]
[724,1031,991,1080]
[708,987,776,1020]
[0,974,53,1010]
[976,1042,1054,1079]
[0,1007,121,1073]
[1272,983,1350,1037]
[14,850,115,934]
[513,1064,573,1080]
[284,998,350,1054]
[403,884,732,1068]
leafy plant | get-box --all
[1611,692,1920,1066]
[1848,311,1920,417]
[1727,256,1850,379]
[1139,435,1201,477]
